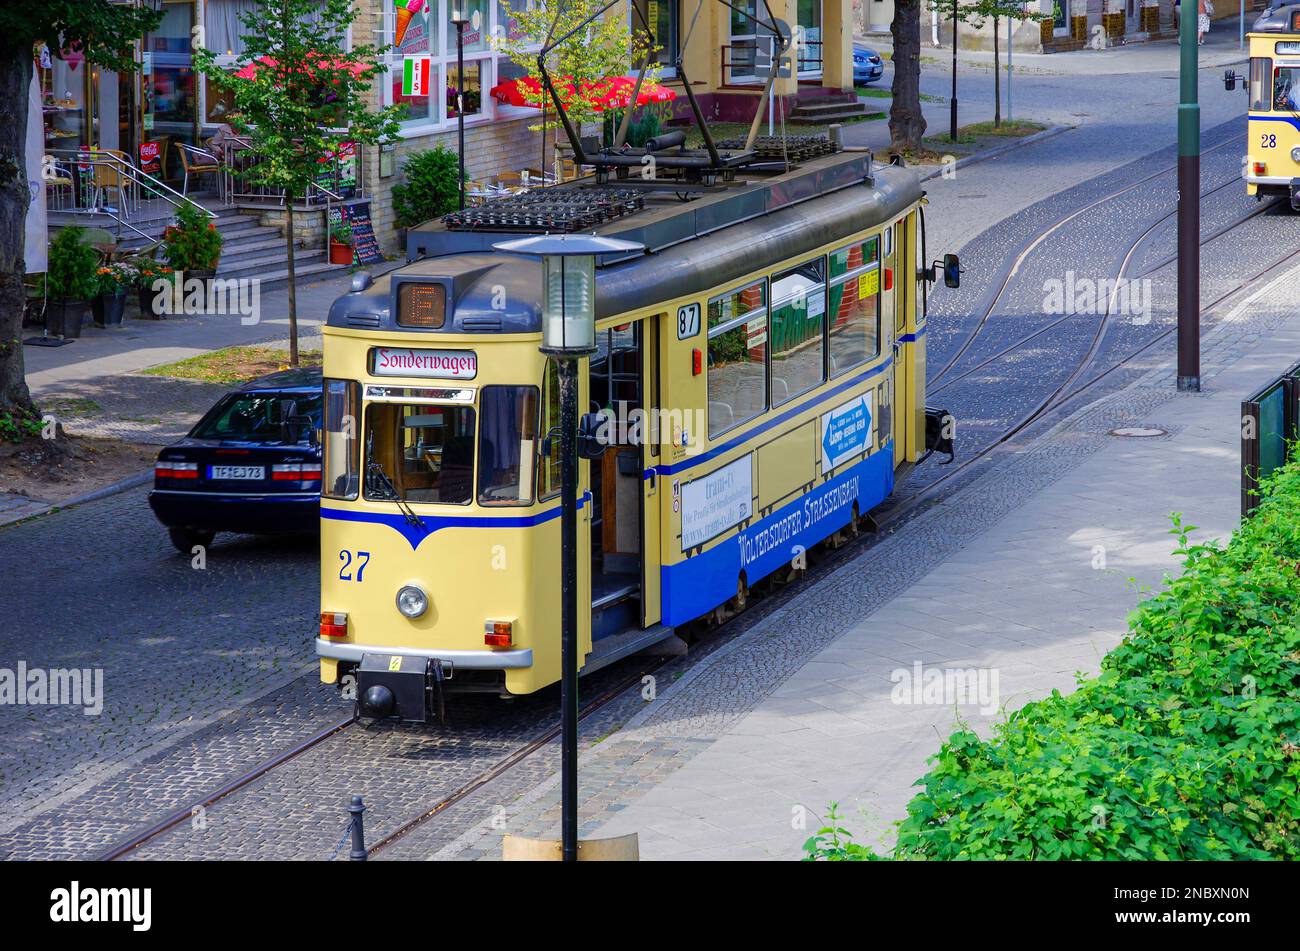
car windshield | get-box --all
[191,392,322,442]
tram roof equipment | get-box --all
[1253,4,1300,31]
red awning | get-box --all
[489,75,676,111]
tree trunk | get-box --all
[285,198,299,366]
[0,53,36,418]
[993,16,1002,127]
[889,0,927,155]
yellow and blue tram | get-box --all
[1240,4,1300,206]
[316,149,956,718]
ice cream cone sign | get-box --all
[394,0,426,49]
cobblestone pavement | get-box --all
[0,486,319,839]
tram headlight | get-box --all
[1292,146,1300,164]
[396,585,429,619]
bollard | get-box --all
[349,795,367,861]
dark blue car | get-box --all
[854,45,884,86]
[149,367,323,552]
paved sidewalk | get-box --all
[434,260,1300,860]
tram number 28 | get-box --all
[677,303,701,340]
[338,549,370,582]
[1261,133,1277,149]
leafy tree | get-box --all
[493,0,659,132]
[933,0,1041,127]
[890,0,927,155]
[391,146,464,229]
[195,0,402,365]
[0,3,161,423]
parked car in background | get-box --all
[854,45,884,86]
[149,368,323,552]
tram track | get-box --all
[97,657,666,861]
[928,136,1240,387]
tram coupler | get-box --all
[356,654,448,724]
[1290,180,1300,212]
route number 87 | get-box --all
[677,303,701,340]
[339,549,370,581]
[1261,133,1277,149]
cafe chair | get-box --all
[177,143,221,197]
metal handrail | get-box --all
[46,148,215,242]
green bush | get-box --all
[806,460,1300,860]
[163,203,223,271]
[391,146,465,229]
[47,227,100,301]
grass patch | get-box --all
[140,345,322,385]
[958,119,1046,138]
[858,87,890,99]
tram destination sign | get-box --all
[370,347,478,380]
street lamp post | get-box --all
[492,233,644,862]
[451,6,468,211]
[1177,0,1200,391]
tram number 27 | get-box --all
[1261,133,1277,149]
[338,549,370,582]
[677,303,701,340]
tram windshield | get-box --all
[365,403,477,505]
[1274,66,1300,110]
[362,386,540,506]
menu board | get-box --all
[331,199,384,265]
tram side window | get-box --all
[478,386,539,506]
[707,279,769,439]
[828,237,882,377]
[364,403,477,505]
[1251,58,1273,111]
[770,258,827,406]
[322,379,360,501]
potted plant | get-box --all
[162,203,223,298]
[329,220,355,265]
[135,259,178,319]
[46,226,100,339]
[92,262,135,327]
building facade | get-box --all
[40,0,859,256]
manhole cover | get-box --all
[1110,426,1167,438]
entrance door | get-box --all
[640,316,662,627]
[890,223,907,468]
[142,0,199,183]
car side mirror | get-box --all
[943,253,961,289]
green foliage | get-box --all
[193,0,402,201]
[603,103,671,149]
[94,262,136,296]
[873,462,1300,860]
[493,0,660,130]
[0,407,42,443]
[47,227,100,301]
[802,804,887,860]
[391,147,465,229]
[162,203,224,271]
[0,3,162,67]
[330,220,354,245]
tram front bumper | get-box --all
[316,639,534,670]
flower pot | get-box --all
[329,241,355,265]
[46,299,88,339]
[96,290,128,326]
[139,284,170,319]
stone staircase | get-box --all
[788,90,878,125]
[115,203,348,290]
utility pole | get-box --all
[1177,0,1201,391]
[950,0,959,141]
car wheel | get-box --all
[169,527,216,554]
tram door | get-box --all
[640,315,662,627]
[892,214,919,465]
[890,221,907,468]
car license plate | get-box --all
[208,465,265,480]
